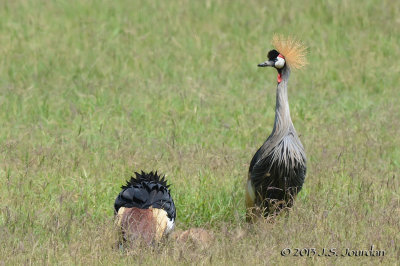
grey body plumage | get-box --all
[247,48,307,218]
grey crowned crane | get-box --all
[246,35,307,220]
[114,171,176,245]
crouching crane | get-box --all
[114,171,176,245]
[246,35,307,220]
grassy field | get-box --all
[0,0,399,264]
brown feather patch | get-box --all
[116,207,170,244]
[272,34,308,69]
[116,207,156,244]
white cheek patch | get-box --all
[165,218,175,235]
[275,57,285,69]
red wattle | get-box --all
[277,73,282,83]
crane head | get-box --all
[259,35,307,70]
[258,49,286,69]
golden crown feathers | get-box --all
[272,34,308,69]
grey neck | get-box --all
[272,66,293,135]
[259,65,306,168]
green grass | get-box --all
[0,0,399,264]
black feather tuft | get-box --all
[122,171,169,190]
[115,170,176,220]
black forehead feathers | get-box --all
[267,49,279,60]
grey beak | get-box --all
[258,60,275,67]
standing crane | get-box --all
[246,35,307,220]
[114,171,176,246]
